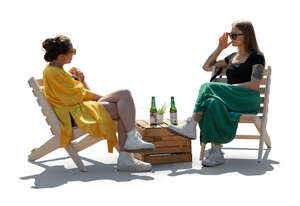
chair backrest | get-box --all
[211,66,272,118]
[28,77,60,137]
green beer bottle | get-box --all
[150,96,158,126]
[170,96,178,125]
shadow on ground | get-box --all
[20,148,278,188]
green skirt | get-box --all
[193,82,260,144]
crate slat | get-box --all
[152,139,191,147]
[144,145,191,155]
[143,135,191,142]
[143,153,192,164]
[135,120,192,164]
[140,127,177,137]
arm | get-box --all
[92,93,103,101]
[234,64,264,91]
[202,32,232,72]
[70,67,104,101]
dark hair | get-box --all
[42,35,72,62]
[232,20,260,53]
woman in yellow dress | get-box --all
[42,35,154,172]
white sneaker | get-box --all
[168,117,197,139]
[202,145,225,167]
[117,151,152,172]
[204,146,225,158]
[124,129,155,153]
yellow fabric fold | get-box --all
[42,65,117,152]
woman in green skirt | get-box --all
[168,20,265,167]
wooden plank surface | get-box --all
[143,153,192,164]
[151,139,191,147]
[140,127,177,137]
[144,145,191,155]
[142,135,191,143]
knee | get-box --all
[119,89,132,99]
[206,98,220,111]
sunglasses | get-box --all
[69,48,76,55]
[229,33,244,40]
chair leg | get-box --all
[28,136,60,161]
[65,143,87,172]
[200,143,206,160]
[258,133,265,162]
[264,131,271,148]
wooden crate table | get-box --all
[134,120,192,164]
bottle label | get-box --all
[150,112,157,125]
[170,112,177,124]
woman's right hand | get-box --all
[217,32,232,51]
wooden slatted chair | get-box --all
[199,66,272,162]
[28,77,119,172]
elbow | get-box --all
[250,81,260,91]
[202,64,210,72]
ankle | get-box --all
[127,129,137,137]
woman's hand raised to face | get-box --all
[218,32,232,51]
[71,67,85,82]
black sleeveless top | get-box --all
[224,52,265,84]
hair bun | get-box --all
[42,38,56,51]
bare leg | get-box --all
[192,112,203,122]
[98,90,136,132]
[117,120,127,151]
[99,102,127,151]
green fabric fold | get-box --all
[193,82,260,144]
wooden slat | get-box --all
[151,139,191,147]
[140,127,177,137]
[235,135,260,139]
[143,153,192,164]
[260,78,267,85]
[65,144,87,172]
[28,77,60,136]
[239,115,256,123]
[142,135,191,143]
[144,145,191,155]
[263,69,267,75]
[259,87,266,94]
[28,136,60,161]
[259,106,264,113]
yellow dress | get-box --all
[43,65,117,153]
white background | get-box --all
[1,0,299,205]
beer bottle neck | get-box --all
[151,98,156,108]
[171,98,175,107]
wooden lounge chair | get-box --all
[27,77,119,172]
[200,66,272,161]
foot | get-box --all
[117,151,152,172]
[123,130,155,153]
[202,145,225,167]
[168,117,197,139]
[204,147,225,158]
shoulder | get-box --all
[43,65,64,78]
[250,51,265,66]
